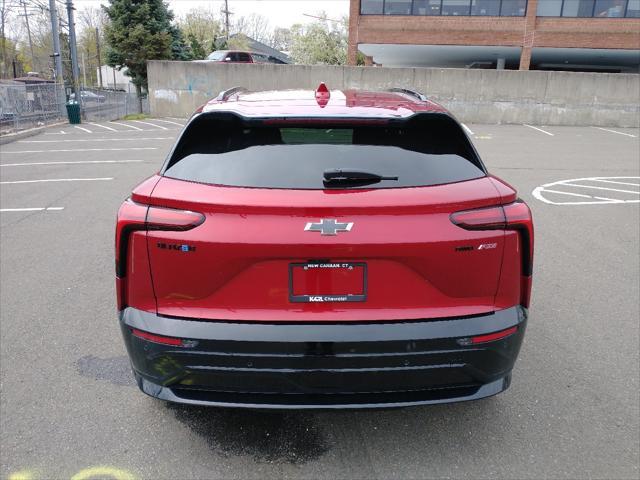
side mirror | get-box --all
[224,57,232,62]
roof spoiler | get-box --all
[386,88,427,102]
[215,86,248,101]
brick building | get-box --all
[347,0,640,72]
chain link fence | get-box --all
[78,88,149,122]
[0,82,66,135]
[1,82,150,135]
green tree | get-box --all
[102,0,174,102]
[169,25,192,61]
[289,15,349,65]
[188,34,205,60]
[178,7,221,58]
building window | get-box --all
[441,0,472,15]
[537,0,563,15]
[562,0,596,15]
[537,0,634,15]
[627,0,640,16]
[361,0,528,15]
[471,0,501,15]
[361,0,385,14]
[413,0,443,14]
[385,0,413,14]
[594,0,626,15]
[500,0,528,15]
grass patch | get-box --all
[122,113,149,120]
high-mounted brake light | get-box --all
[315,82,330,108]
[115,199,204,276]
[450,200,534,307]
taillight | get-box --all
[115,199,204,308]
[131,328,197,348]
[457,326,518,346]
[451,200,534,307]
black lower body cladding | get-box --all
[119,306,527,409]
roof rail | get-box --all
[215,86,248,101]
[386,88,428,102]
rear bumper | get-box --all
[119,307,527,409]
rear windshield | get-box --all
[164,114,485,189]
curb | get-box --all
[0,121,68,145]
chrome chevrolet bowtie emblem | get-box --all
[304,219,354,236]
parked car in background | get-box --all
[70,90,106,104]
[201,50,287,64]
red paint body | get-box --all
[116,88,533,323]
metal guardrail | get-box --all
[0,83,150,134]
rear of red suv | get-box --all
[115,87,533,409]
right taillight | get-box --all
[451,200,534,308]
[115,199,204,308]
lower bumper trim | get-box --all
[135,372,510,410]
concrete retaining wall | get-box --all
[148,61,640,127]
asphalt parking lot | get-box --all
[1,119,638,479]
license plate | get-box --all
[289,262,367,303]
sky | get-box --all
[74,0,350,28]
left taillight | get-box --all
[450,200,534,307]
[115,199,204,308]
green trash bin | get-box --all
[66,102,81,124]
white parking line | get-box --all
[19,137,170,143]
[153,118,184,127]
[88,122,117,132]
[1,160,144,167]
[0,207,65,212]
[1,177,113,185]
[590,178,640,187]
[561,183,639,195]
[523,124,554,136]
[74,126,93,133]
[110,121,143,131]
[461,123,474,136]
[542,189,621,202]
[3,147,157,154]
[594,127,637,138]
[131,120,168,130]
[533,176,640,205]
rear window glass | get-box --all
[164,114,485,189]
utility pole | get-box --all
[49,0,64,83]
[222,0,232,39]
[95,27,103,89]
[81,51,86,87]
[19,0,35,72]
[66,0,81,108]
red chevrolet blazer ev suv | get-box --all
[115,84,534,409]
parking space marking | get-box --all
[88,122,117,131]
[0,207,64,212]
[74,126,93,133]
[533,176,640,205]
[110,121,143,131]
[19,137,171,143]
[594,127,637,138]
[523,124,554,136]
[461,123,474,136]
[153,118,184,127]
[3,147,157,154]
[131,120,168,130]
[1,160,144,167]
[1,177,113,184]
[590,178,640,187]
